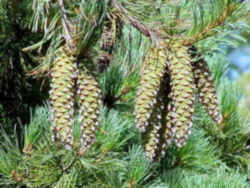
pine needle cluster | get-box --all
[0,0,250,187]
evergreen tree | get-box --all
[0,0,250,187]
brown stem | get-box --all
[57,0,75,50]
[112,0,163,41]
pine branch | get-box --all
[57,0,75,51]
[112,0,163,42]
[183,1,240,45]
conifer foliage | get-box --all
[0,0,250,187]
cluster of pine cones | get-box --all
[48,39,221,159]
[134,40,222,160]
[49,15,118,154]
[49,46,101,154]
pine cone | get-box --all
[143,94,163,160]
[168,42,195,147]
[100,25,116,51]
[144,72,172,160]
[50,46,77,149]
[100,15,117,52]
[77,67,102,153]
[134,43,167,132]
[159,99,173,158]
[193,59,222,124]
[156,73,173,159]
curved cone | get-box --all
[193,59,222,124]
[77,68,102,154]
[50,47,77,149]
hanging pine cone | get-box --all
[168,42,195,147]
[159,101,173,157]
[143,93,163,160]
[134,42,167,132]
[100,25,116,52]
[192,58,222,124]
[50,46,77,149]
[100,14,117,52]
[144,72,172,160]
[158,73,173,158]
[77,67,102,154]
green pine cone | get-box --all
[156,74,173,159]
[159,100,173,158]
[143,72,172,160]
[50,46,77,149]
[134,42,167,132]
[143,94,163,160]
[193,59,222,124]
[77,68,102,154]
[168,42,195,147]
